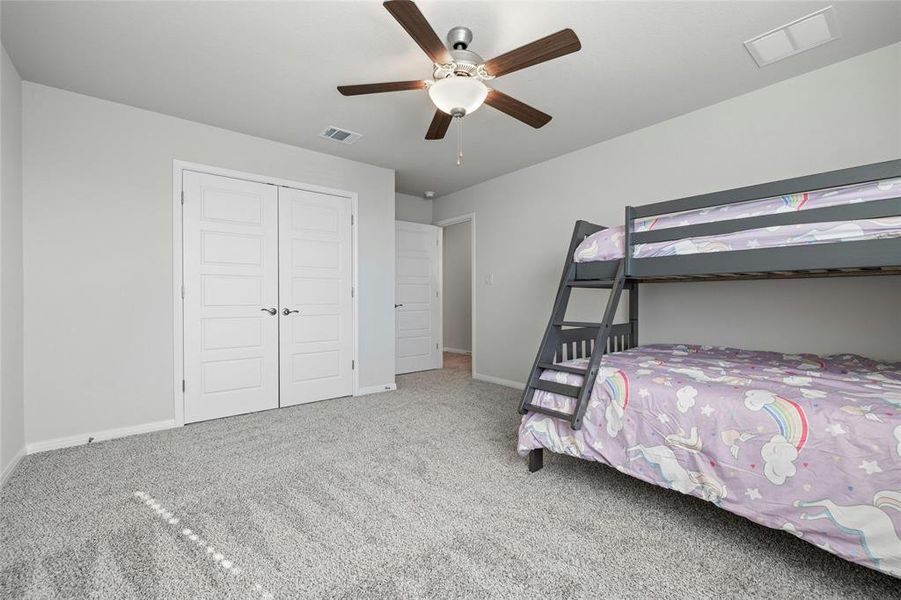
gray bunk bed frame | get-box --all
[519,159,901,473]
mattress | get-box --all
[574,177,901,262]
[518,344,901,577]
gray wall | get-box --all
[22,83,396,447]
[433,43,901,386]
[0,42,24,479]
[395,192,433,224]
[442,220,471,353]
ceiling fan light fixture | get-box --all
[428,77,488,117]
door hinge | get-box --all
[182,379,185,392]
[180,191,185,205]
[351,286,355,298]
[351,214,354,226]
[181,284,185,299]
[351,360,355,370]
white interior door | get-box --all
[183,171,279,423]
[279,187,354,406]
[395,221,442,374]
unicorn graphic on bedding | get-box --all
[518,344,901,578]
[796,491,901,577]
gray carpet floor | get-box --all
[1,360,898,599]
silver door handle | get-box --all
[282,308,300,316]
[260,308,277,316]
[394,304,404,308]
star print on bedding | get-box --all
[518,344,901,578]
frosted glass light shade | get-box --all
[428,77,488,116]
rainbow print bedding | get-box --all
[573,177,901,262]
[517,344,901,577]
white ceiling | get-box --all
[3,1,899,196]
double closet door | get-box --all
[182,171,353,423]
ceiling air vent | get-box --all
[744,6,840,67]
[320,126,362,144]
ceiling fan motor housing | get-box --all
[432,27,485,80]
[433,53,485,82]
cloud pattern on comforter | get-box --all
[517,344,901,577]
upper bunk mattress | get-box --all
[574,178,901,262]
[518,344,901,577]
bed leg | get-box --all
[528,448,544,473]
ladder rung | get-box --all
[567,280,615,288]
[533,379,582,398]
[553,321,603,328]
[538,362,587,375]
[523,403,574,421]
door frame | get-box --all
[433,213,476,374]
[172,160,359,427]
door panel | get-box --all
[279,188,353,406]
[395,221,442,374]
[183,171,279,423]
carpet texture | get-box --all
[1,360,897,599]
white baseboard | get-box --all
[443,347,472,355]
[0,446,26,487]
[355,382,397,396]
[473,372,526,390]
[26,419,177,455]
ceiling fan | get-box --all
[337,0,581,160]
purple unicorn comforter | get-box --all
[573,177,901,262]
[518,345,901,577]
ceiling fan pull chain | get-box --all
[456,116,464,167]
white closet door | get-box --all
[395,221,442,374]
[279,187,353,406]
[183,171,279,423]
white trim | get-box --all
[173,166,184,426]
[172,160,360,426]
[434,213,474,227]
[472,372,525,390]
[355,383,398,396]
[26,420,177,455]
[443,347,471,355]
[0,447,26,487]
[437,225,444,369]
[351,194,360,396]
[434,213,476,374]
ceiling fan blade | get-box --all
[383,1,452,65]
[425,110,453,140]
[337,80,428,96]
[481,29,581,78]
[485,90,552,128]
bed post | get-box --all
[629,281,639,348]
[624,205,635,277]
[528,448,544,473]
[625,206,638,348]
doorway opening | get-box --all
[437,215,474,376]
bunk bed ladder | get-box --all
[519,259,627,430]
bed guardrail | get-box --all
[622,159,901,279]
[554,323,634,362]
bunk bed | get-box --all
[517,159,901,578]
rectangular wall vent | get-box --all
[744,6,840,67]
[320,126,362,145]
